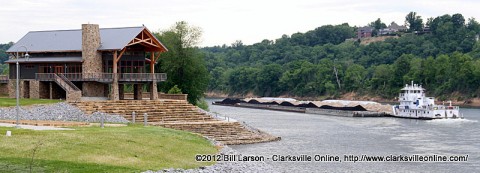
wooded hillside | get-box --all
[202,13,480,100]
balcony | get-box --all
[36,73,167,83]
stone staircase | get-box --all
[153,121,280,145]
[70,100,280,145]
[54,74,81,102]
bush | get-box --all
[167,85,182,94]
[197,98,209,111]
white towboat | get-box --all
[392,82,462,119]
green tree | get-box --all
[255,63,283,96]
[369,18,387,36]
[405,12,424,32]
[369,18,387,30]
[343,64,367,91]
[155,21,210,105]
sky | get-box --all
[1,0,480,47]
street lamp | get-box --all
[15,46,29,128]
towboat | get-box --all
[392,82,462,119]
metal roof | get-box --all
[7,26,148,53]
[5,57,82,63]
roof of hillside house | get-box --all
[388,22,408,30]
[7,26,165,53]
[358,26,374,32]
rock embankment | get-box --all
[0,102,129,123]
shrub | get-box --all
[167,85,183,94]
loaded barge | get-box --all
[213,98,388,117]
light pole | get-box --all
[15,46,29,128]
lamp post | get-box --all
[15,46,29,128]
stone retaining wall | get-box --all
[0,83,7,96]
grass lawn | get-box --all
[0,97,63,107]
[0,125,217,172]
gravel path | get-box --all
[0,102,129,123]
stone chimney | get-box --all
[81,24,102,74]
[81,24,105,97]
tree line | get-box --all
[202,12,480,100]
[0,42,13,74]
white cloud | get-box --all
[0,0,479,47]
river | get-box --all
[207,99,479,172]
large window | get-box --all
[66,64,82,73]
[104,60,144,73]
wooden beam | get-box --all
[154,52,161,62]
[124,28,167,52]
[113,51,118,74]
[116,48,127,63]
[127,39,160,48]
[150,52,155,73]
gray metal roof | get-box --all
[7,26,147,53]
[5,57,82,63]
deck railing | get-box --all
[57,74,80,91]
[36,73,167,83]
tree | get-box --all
[369,18,387,36]
[155,21,210,105]
[343,64,367,91]
[405,12,424,32]
[255,63,283,96]
[452,13,465,28]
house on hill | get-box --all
[357,26,374,39]
[379,22,408,35]
[2,24,168,101]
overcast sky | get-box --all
[1,0,479,47]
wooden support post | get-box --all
[150,52,155,73]
[111,51,119,100]
[49,82,53,99]
[150,52,158,100]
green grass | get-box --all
[0,98,63,107]
[0,125,217,172]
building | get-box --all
[2,24,168,101]
[379,22,408,35]
[357,26,374,39]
